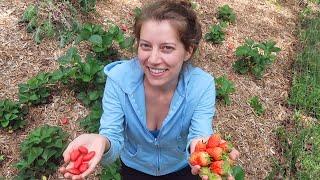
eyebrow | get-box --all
[139,39,176,46]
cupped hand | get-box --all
[189,137,240,180]
[59,133,109,180]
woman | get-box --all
[59,1,239,179]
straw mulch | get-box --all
[0,0,302,179]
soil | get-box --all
[0,0,303,179]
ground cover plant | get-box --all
[267,5,320,179]
[0,0,319,179]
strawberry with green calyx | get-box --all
[218,140,233,153]
[189,151,211,166]
[195,140,207,152]
[207,172,222,180]
[207,134,221,148]
[206,146,224,161]
[200,167,222,180]
[210,160,232,176]
[199,167,211,176]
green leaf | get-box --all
[232,165,245,180]
[21,5,37,22]
[88,91,100,101]
[89,35,103,46]
[34,27,43,44]
[27,147,43,165]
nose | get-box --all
[148,48,161,64]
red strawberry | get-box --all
[207,134,221,148]
[219,140,233,153]
[70,149,80,162]
[67,168,81,175]
[60,117,69,125]
[189,151,211,166]
[206,147,223,161]
[83,151,96,161]
[79,163,89,173]
[195,140,207,152]
[210,160,231,176]
[74,154,83,169]
[79,146,88,154]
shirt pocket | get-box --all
[124,138,138,157]
[175,135,187,153]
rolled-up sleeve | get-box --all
[186,77,216,156]
[99,78,125,166]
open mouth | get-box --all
[148,67,168,76]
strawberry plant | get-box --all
[204,22,227,44]
[248,96,265,116]
[15,125,68,179]
[77,23,134,58]
[216,75,236,105]
[79,0,97,13]
[20,1,84,46]
[18,72,52,105]
[217,5,236,24]
[233,39,281,79]
[79,102,102,133]
[0,99,27,130]
[100,159,121,180]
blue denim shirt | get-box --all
[99,58,216,176]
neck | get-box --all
[143,76,179,95]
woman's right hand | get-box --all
[59,133,110,180]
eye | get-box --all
[139,43,151,50]
[162,46,174,53]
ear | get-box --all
[184,46,194,61]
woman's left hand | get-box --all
[189,137,240,180]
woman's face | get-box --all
[138,20,192,90]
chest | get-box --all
[144,89,173,131]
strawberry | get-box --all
[79,163,89,173]
[210,160,231,176]
[60,117,69,125]
[67,168,81,175]
[195,140,207,152]
[206,147,223,161]
[70,149,80,162]
[207,172,222,180]
[200,167,222,180]
[83,151,95,161]
[78,146,88,154]
[219,140,233,153]
[207,134,221,148]
[189,151,211,166]
[74,154,83,169]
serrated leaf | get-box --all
[89,34,102,46]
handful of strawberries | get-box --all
[67,146,96,175]
[189,134,242,180]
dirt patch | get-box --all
[0,0,301,179]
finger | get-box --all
[191,165,201,175]
[72,175,84,180]
[227,175,235,180]
[63,142,77,163]
[229,148,240,161]
[80,158,100,178]
[64,172,73,179]
[201,175,208,180]
[59,166,66,174]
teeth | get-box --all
[149,67,167,74]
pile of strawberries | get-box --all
[67,146,96,175]
[189,134,235,180]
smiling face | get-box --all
[138,20,193,91]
